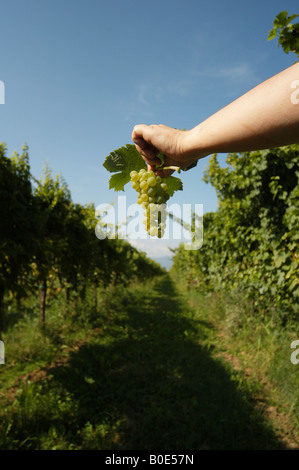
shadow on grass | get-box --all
[6,275,287,450]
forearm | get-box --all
[185,63,299,158]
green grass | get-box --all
[185,287,299,448]
[0,275,298,449]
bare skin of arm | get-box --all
[132,63,299,177]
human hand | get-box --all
[132,124,199,177]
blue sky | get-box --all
[0,0,298,262]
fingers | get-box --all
[147,163,156,172]
[154,168,175,177]
[132,124,176,177]
[131,124,152,154]
[131,124,151,145]
[132,124,162,166]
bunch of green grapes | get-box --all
[130,169,169,238]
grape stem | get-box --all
[159,166,181,173]
[156,151,181,173]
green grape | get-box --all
[149,226,158,237]
[147,176,157,187]
[147,186,157,197]
[130,169,170,238]
[140,180,149,190]
[132,181,140,190]
[149,202,158,213]
[141,193,148,202]
[131,174,139,183]
[156,195,165,204]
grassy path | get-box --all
[0,274,297,449]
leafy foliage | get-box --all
[0,145,165,332]
[0,144,36,291]
[171,146,299,324]
[0,144,39,334]
[268,10,299,59]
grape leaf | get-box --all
[103,144,183,195]
[103,150,127,173]
[108,172,131,192]
[103,144,146,191]
[163,175,183,195]
[157,152,165,165]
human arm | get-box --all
[132,63,299,176]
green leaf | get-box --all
[103,144,146,191]
[288,14,299,23]
[157,152,165,166]
[108,172,130,192]
[103,144,146,174]
[267,28,277,41]
[164,175,183,196]
[275,11,289,27]
[103,150,127,173]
